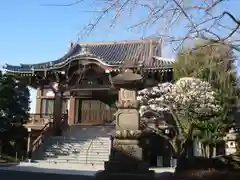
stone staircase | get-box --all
[32,125,115,166]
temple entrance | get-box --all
[81,99,103,124]
[74,98,116,125]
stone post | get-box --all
[113,88,142,160]
[116,88,139,130]
[95,88,155,180]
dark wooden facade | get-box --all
[36,88,117,125]
[4,39,173,127]
[34,63,118,125]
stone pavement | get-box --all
[0,162,175,180]
[0,163,99,176]
[0,169,93,180]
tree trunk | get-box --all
[203,145,206,157]
[201,144,214,158]
[187,140,194,158]
[175,139,192,167]
[209,144,216,158]
[206,144,210,158]
[175,123,195,168]
[201,143,205,156]
[53,91,63,136]
[175,139,196,172]
[201,143,209,157]
[213,146,216,157]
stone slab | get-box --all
[119,89,136,102]
[95,170,155,180]
[115,109,139,130]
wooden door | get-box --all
[79,99,116,125]
[90,100,101,124]
[80,100,91,124]
[80,100,102,125]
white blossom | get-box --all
[138,77,221,119]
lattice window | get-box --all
[40,99,54,115]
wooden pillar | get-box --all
[62,99,67,113]
[35,87,41,122]
[53,91,63,135]
[69,96,75,125]
[35,88,41,113]
[75,98,80,123]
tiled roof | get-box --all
[4,39,173,72]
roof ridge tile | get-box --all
[76,38,160,46]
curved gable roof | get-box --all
[4,38,167,72]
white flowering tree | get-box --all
[137,77,221,158]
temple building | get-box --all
[4,38,173,127]
[3,38,176,168]
[3,39,232,169]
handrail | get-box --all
[27,113,54,124]
[27,113,68,125]
[31,121,53,152]
[30,114,68,157]
[109,135,113,156]
[30,113,54,115]
[85,139,94,164]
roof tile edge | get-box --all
[75,38,161,46]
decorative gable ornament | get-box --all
[79,47,91,56]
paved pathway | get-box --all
[0,169,175,180]
[0,162,175,180]
[0,169,93,180]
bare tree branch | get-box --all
[41,0,84,7]
[45,0,240,52]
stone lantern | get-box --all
[224,128,238,155]
[95,69,155,180]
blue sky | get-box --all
[0,0,239,112]
[0,0,152,112]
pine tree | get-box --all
[0,71,30,157]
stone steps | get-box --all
[52,156,109,162]
[42,158,106,165]
[32,126,113,166]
